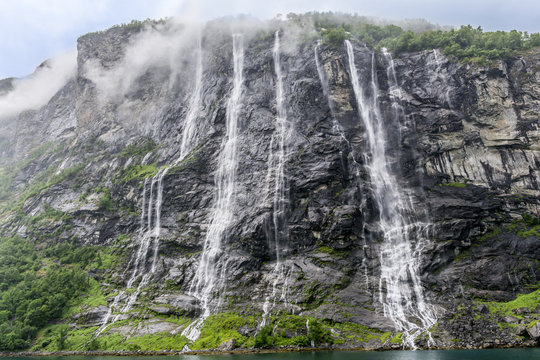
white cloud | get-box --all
[83,20,199,101]
[2,0,540,79]
[0,50,77,119]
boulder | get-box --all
[527,322,540,340]
[218,338,237,351]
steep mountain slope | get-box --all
[0,16,538,352]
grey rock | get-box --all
[514,325,527,336]
[503,316,520,324]
[513,307,531,315]
[218,338,237,351]
[109,318,181,337]
[527,322,540,340]
[71,305,109,325]
[152,293,201,317]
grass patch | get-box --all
[328,321,382,343]
[120,139,157,159]
[379,332,392,343]
[126,333,188,351]
[390,332,402,344]
[481,288,540,316]
[316,246,347,258]
[191,313,256,350]
[116,163,159,184]
[440,181,467,188]
[517,225,540,237]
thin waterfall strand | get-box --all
[431,49,453,108]
[97,168,168,334]
[261,30,291,326]
[177,36,203,164]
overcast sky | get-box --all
[2,0,540,79]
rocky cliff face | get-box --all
[0,18,539,351]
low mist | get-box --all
[0,51,77,119]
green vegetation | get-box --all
[191,312,256,349]
[86,18,169,37]
[0,236,90,350]
[328,321,382,344]
[115,138,161,184]
[379,332,392,343]
[517,213,540,237]
[167,144,203,175]
[116,163,158,184]
[321,27,348,47]
[250,315,333,348]
[0,142,56,201]
[481,288,540,316]
[34,318,190,352]
[0,160,87,216]
[96,188,117,212]
[42,242,121,271]
[292,12,540,63]
[120,139,157,159]
[316,246,347,258]
[378,26,540,63]
[125,333,188,351]
[0,222,122,351]
[454,214,540,262]
[440,181,467,188]
[390,332,403,344]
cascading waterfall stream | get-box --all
[97,38,204,335]
[176,36,203,164]
[431,49,453,108]
[118,168,169,315]
[345,40,436,348]
[182,33,244,342]
[261,30,291,327]
[97,168,168,334]
[381,48,407,140]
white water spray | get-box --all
[381,48,408,139]
[182,33,244,341]
[345,40,436,348]
[431,49,453,108]
[177,36,203,164]
[97,167,169,334]
[261,30,292,327]
[98,36,205,335]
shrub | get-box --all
[322,27,348,47]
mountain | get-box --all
[0,14,538,352]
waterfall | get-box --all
[381,48,407,140]
[261,30,291,327]
[270,29,289,268]
[306,319,315,347]
[98,37,205,335]
[182,33,244,342]
[345,40,436,348]
[176,36,203,164]
[97,168,168,334]
[431,49,453,108]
